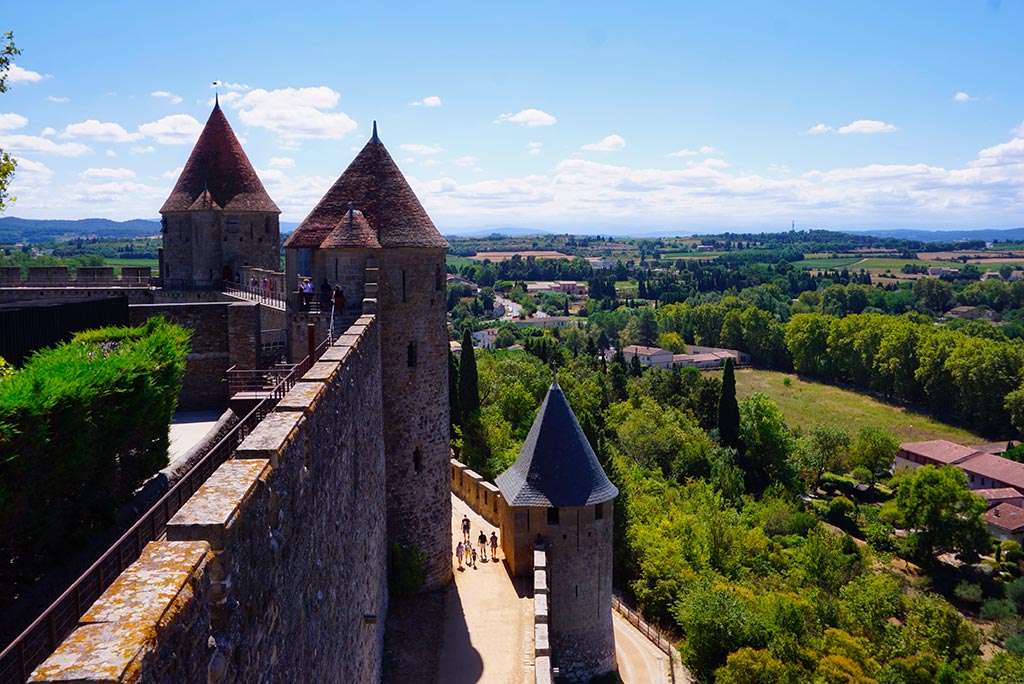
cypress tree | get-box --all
[459,327,480,418]
[718,357,741,451]
[448,350,461,431]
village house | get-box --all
[510,316,581,330]
[975,488,1024,509]
[525,280,588,296]
[472,327,499,349]
[622,344,674,369]
[982,503,1024,545]
[897,439,1024,496]
[927,266,958,277]
[946,305,986,320]
[895,440,984,469]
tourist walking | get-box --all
[478,531,488,561]
[471,547,478,568]
[461,514,471,542]
[490,531,499,560]
[455,541,464,570]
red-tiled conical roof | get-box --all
[160,102,280,214]
[321,206,381,249]
[285,124,448,250]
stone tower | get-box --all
[284,123,452,590]
[495,379,619,682]
[159,100,280,288]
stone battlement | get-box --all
[30,315,388,684]
[0,265,152,287]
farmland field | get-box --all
[796,257,862,269]
[728,368,983,444]
[469,250,570,261]
[103,257,157,273]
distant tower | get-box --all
[496,379,619,682]
[284,122,452,590]
[159,101,280,288]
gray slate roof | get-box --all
[495,381,618,508]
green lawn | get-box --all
[730,368,983,444]
[446,255,476,270]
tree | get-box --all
[893,466,990,563]
[715,648,793,684]
[719,357,741,452]
[448,350,461,432]
[0,32,20,213]
[785,313,834,376]
[913,278,954,314]
[738,393,795,494]
[459,328,486,470]
[849,427,898,490]
[793,423,850,490]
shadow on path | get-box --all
[438,582,484,684]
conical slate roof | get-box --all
[495,380,618,508]
[160,102,280,214]
[284,123,449,250]
[320,206,380,249]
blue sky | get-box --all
[1,1,1023,233]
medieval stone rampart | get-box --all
[30,315,388,684]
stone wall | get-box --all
[130,301,261,410]
[30,315,388,684]
[449,458,504,527]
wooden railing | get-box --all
[222,282,286,309]
[611,591,678,681]
[0,327,341,684]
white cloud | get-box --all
[61,120,143,143]
[162,166,184,180]
[804,123,834,135]
[495,108,557,127]
[689,158,730,169]
[421,160,441,167]
[953,91,976,102]
[82,167,136,180]
[670,145,718,156]
[0,113,28,131]
[582,134,626,152]
[223,86,357,140]
[400,143,444,155]
[410,96,442,107]
[453,156,479,167]
[6,64,48,84]
[268,157,295,169]
[11,157,52,183]
[837,119,898,134]
[151,90,183,105]
[105,150,116,157]
[0,134,91,156]
[1012,121,1024,138]
[47,96,69,103]
[131,145,155,154]
[137,114,203,144]
[528,142,543,155]
[252,167,335,218]
[40,126,56,136]
[212,81,251,92]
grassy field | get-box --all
[446,255,476,270]
[103,257,157,274]
[731,368,983,444]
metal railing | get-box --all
[612,591,677,674]
[222,282,286,309]
[0,325,344,683]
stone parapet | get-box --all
[449,458,505,527]
[29,316,388,684]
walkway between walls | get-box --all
[440,494,534,684]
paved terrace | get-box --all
[442,494,670,684]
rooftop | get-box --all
[958,452,1024,491]
[161,102,280,215]
[285,123,449,250]
[898,440,983,465]
[623,345,670,356]
[495,380,618,508]
[982,503,1024,533]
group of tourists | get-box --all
[455,514,499,570]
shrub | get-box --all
[0,318,189,585]
[953,581,983,604]
[389,543,426,598]
[1006,635,1024,657]
[1007,577,1024,608]
[980,598,1017,621]
[828,496,856,524]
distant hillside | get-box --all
[443,227,552,238]
[847,227,1024,243]
[0,217,162,243]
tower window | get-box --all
[547,507,559,526]
[435,265,442,291]
[402,270,407,303]
[595,503,604,520]
[227,216,240,233]
[407,341,418,367]
[265,216,271,233]
[413,448,423,473]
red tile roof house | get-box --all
[975,488,1024,509]
[982,503,1024,545]
[622,344,674,369]
[895,440,985,469]
[958,453,1024,494]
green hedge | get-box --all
[0,318,190,584]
